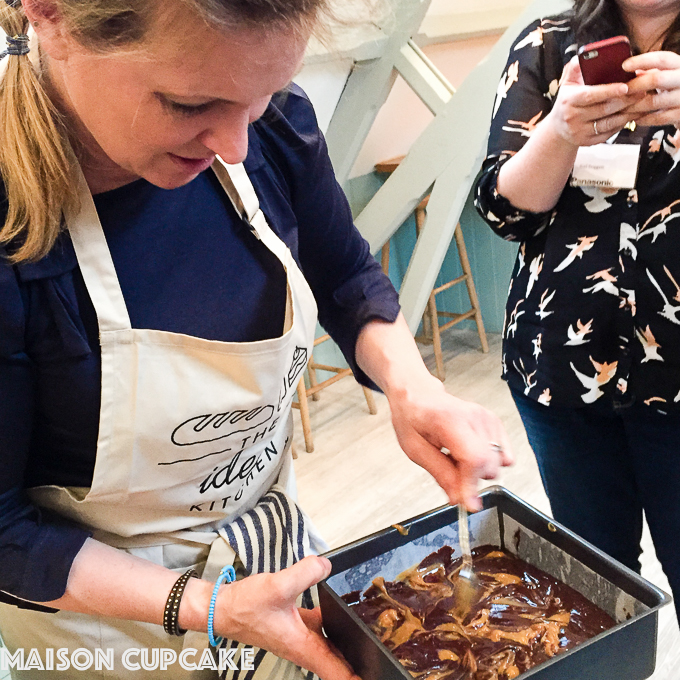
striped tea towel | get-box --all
[217,486,322,680]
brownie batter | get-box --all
[342,545,615,680]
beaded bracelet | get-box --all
[208,565,236,647]
[163,569,199,636]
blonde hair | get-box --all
[0,3,78,263]
[0,0,331,263]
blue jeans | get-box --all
[511,388,680,621]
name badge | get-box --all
[570,143,641,190]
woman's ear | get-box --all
[21,0,71,61]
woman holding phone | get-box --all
[475,0,680,621]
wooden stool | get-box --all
[375,156,489,381]
[292,334,377,453]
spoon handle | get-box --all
[458,504,473,572]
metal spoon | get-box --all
[454,504,481,617]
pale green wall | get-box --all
[310,172,519,379]
[344,170,518,335]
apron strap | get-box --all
[217,161,260,223]
[65,167,132,332]
[212,158,293,265]
[212,158,296,332]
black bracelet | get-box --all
[163,569,199,636]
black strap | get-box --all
[0,590,59,614]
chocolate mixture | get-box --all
[342,545,615,680]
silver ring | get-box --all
[593,120,599,136]
[489,441,503,453]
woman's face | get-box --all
[615,0,680,18]
[38,4,310,190]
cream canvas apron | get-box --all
[0,159,324,679]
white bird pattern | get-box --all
[565,318,594,346]
[532,333,543,359]
[648,130,664,155]
[526,254,544,298]
[578,186,618,213]
[636,325,663,363]
[570,357,618,404]
[554,236,598,272]
[536,289,556,319]
[506,299,525,338]
[514,26,546,51]
[638,199,680,243]
[619,223,638,260]
[647,267,680,325]
[663,129,680,171]
[545,79,559,102]
[619,288,636,317]
[583,269,619,296]
[516,243,526,276]
[638,222,668,243]
[502,111,544,138]
[493,61,519,118]
[514,358,537,395]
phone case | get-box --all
[578,36,634,86]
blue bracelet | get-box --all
[208,565,236,647]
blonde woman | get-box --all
[0,1,513,678]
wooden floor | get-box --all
[293,328,680,679]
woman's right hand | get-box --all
[215,556,359,680]
[546,57,643,146]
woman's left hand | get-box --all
[623,52,680,127]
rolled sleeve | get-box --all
[0,249,91,603]
[475,155,554,242]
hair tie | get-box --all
[1,34,30,60]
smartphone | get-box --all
[578,36,634,86]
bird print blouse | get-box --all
[475,13,680,414]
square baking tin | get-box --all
[319,486,671,680]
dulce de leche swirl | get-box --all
[342,545,615,680]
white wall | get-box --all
[296,0,538,178]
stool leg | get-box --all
[296,376,314,453]
[381,242,390,276]
[428,291,445,381]
[362,386,378,415]
[455,224,489,354]
[415,206,434,341]
[307,352,320,401]
[421,303,433,342]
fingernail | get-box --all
[320,557,332,574]
[468,497,482,512]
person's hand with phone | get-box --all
[495,56,643,214]
[622,51,680,127]
[546,56,643,147]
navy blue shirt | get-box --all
[0,86,400,602]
